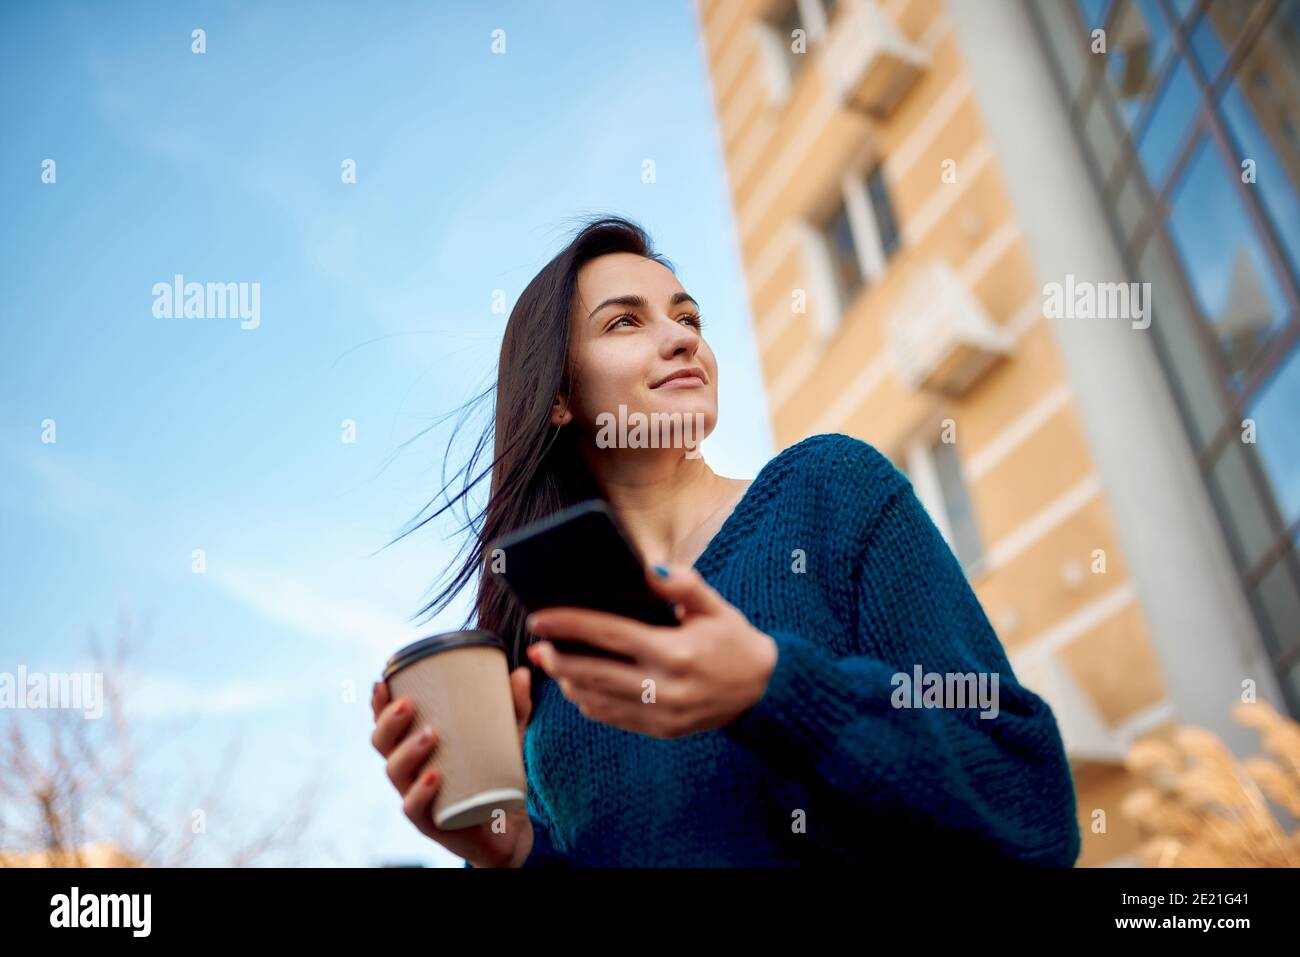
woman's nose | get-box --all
[659,317,699,356]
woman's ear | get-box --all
[550,396,571,427]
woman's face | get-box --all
[559,252,718,450]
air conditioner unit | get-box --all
[820,0,927,117]
[888,262,1015,396]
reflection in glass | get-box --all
[1219,4,1300,280]
[1285,660,1300,718]
[1115,161,1152,244]
[1189,2,1258,83]
[1245,346,1300,527]
[1104,0,1174,128]
[1136,60,1200,190]
[1139,234,1226,447]
[1086,93,1125,183]
[1167,137,1291,385]
[1075,0,1111,31]
[1249,552,1300,659]
[1208,439,1278,571]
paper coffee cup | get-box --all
[382,630,526,830]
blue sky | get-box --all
[0,0,774,866]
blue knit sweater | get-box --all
[499,432,1080,867]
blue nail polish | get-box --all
[654,564,669,577]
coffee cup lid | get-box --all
[383,629,507,680]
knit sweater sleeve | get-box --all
[518,809,569,867]
[722,476,1081,867]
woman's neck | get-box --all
[580,447,738,567]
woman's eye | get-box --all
[606,313,702,331]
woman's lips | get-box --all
[654,375,706,389]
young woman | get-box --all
[370,215,1081,868]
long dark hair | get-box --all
[389,214,675,700]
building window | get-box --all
[1075,0,1111,31]
[866,165,901,260]
[803,163,904,337]
[757,0,843,106]
[1134,59,1199,191]
[904,434,984,575]
[821,200,864,319]
[1031,0,1300,718]
[1166,135,1291,386]
[1104,0,1175,130]
[776,1,806,82]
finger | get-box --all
[526,607,652,658]
[402,765,443,837]
[531,641,647,699]
[386,723,439,792]
[371,680,390,722]
[569,685,651,731]
[645,563,725,617]
[370,697,415,756]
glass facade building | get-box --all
[1031,0,1300,715]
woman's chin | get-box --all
[647,394,714,418]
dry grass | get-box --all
[1121,700,1300,867]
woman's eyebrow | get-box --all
[586,291,700,323]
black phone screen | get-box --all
[488,499,680,662]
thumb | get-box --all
[644,563,725,617]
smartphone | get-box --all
[488,499,679,663]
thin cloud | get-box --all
[211,564,423,657]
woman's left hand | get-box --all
[525,564,778,739]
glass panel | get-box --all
[1085,93,1126,183]
[823,203,862,309]
[1249,551,1300,659]
[1244,345,1300,526]
[1189,5,1243,82]
[867,167,900,259]
[932,439,983,572]
[1207,439,1280,571]
[1104,0,1176,128]
[1218,4,1300,281]
[1166,136,1292,387]
[1139,233,1227,447]
[1284,657,1300,721]
[1136,60,1201,191]
[1168,0,1196,21]
[1076,0,1111,31]
[1116,161,1153,244]
[1190,2,1264,83]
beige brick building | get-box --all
[694,0,1291,866]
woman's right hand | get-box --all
[370,666,536,868]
